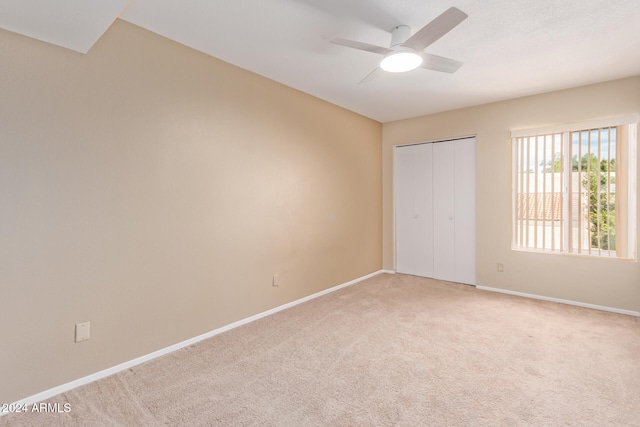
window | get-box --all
[512,116,637,259]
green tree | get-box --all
[542,153,585,172]
[543,153,616,250]
[578,153,599,172]
[580,153,616,250]
[542,153,563,172]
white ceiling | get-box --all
[2,0,640,122]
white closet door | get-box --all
[454,138,476,285]
[395,144,433,277]
[432,142,456,282]
[395,138,475,285]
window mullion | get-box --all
[551,135,556,251]
[577,131,582,254]
[587,130,592,256]
[533,136,540,249]
[542,136,547,250]
[597,129,602,256]
[561,132,570,252]
[607,127,612,257]
[519,137,525,247]
[525,137,531,248]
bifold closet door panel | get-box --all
[395,144,434,277]
[454,138,476,285]
[395,145,414,275]
[432,142,456,282]
[413,144,434,277]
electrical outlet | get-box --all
[272,274,279,287]
[75,321,90,343]
[497,263,504,272]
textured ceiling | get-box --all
[0,0,131,53]
[2,0,640,122]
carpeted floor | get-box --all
[2,273,639,426]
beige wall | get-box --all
[0,20,382,403]
[383,76,640,312]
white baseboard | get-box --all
[476,285,640,317]
[2,269,387,415]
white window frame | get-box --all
[511,115,638,260]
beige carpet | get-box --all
[3,273,640,426]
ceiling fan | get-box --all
[331,7,468,76]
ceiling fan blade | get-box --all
[330,38,392,55]
[404,7,468,51]
[420,53,464,73]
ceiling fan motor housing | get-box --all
[381,25,422,73]
[390,25,412,47]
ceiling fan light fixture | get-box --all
[380,48,423,73]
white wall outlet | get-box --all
[497,263,504,272]
[272,274,279,287]
[75,321,90,343]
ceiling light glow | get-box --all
[380,49,423,73]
